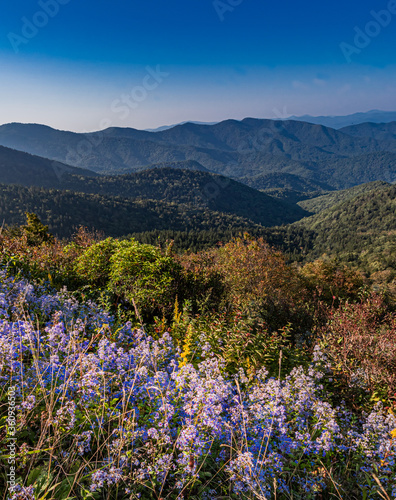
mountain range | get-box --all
[142,110,396,132]
[0,145,308,231]
[0,115,394,273]
[1,119,396,193]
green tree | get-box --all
[23,212,54,246]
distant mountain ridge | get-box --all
[1,117,396,192]
[289,110,396,129]
[142,110,396,132]
[340,121,396,143]
[145,121,218,132]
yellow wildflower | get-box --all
[179,324,194,368]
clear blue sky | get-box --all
[1,0,395,131]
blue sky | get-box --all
[1,0,395,131]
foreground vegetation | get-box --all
[1,217,396,499]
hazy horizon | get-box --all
[2,0,396,132]
[1,108,396,134]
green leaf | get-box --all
[27,466,43,486]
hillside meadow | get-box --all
[0,218,396,499]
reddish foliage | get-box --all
[320,293,396,408]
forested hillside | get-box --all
[296,184,396,274]
[0,184,262,238]
[121,182,396,274]
[298,181,390,213]
[0,161,310,228]
[341,121,396,142]
[0,145,97,187]
[60,167,309,226]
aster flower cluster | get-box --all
[1,270,396,499]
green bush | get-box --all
[108,239,184,320]
[74,237,119,288]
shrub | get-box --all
[74,237,119,288]
[318,293,396,410]
[182,237,314,336]
[177,251,227,314]
[75,239,228,323]
[0,224,102,290]
[108,239,185,321]
[300,257,366,306]
[170,307,310,378]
